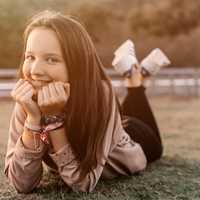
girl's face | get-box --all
[22,27,69,90]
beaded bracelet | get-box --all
[41,114,66,126]
[24,120,42,133]
[40,121,64,144]
[24,114,66,144]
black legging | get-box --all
[120,86,163,163]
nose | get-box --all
[30,59,43,77]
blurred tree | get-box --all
[128,0,200,37]
[0,0,72,68]
[69,1,112,43]
[0,0,200,68]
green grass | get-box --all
[1,155,200,200]
[0,96,200,199]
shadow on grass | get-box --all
[1,155,200,200]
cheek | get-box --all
[52,65,69,82]
[60,66,69,82]
[22,63,30,78]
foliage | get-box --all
[0,0,200,68]
[128,0,200,36]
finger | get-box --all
[42,86,50,105]
[14,80,31,94]
[15,79,32,91]
[12,81,31,100]
[20,90,34,102]
[64,83,70,97]
[48,83,58,102]
[26,81,37,97]
[11,79,25,97]
[12,79,25,91]
[37,89,43,106]
[54,82,66,97]
[56,82,69,102]
[15,84,33,101]
[62,82,70,101]
[54,82,69,102]
[17,82,33,95]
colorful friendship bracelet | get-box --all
[24,114,66,144]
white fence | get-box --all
[0,68,200,98]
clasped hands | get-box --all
[11,79,70,124]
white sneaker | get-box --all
[112,40,171,78]
[140,48,171,77]
[112,39,138,77]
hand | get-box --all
[11,79,41,124]
[38,81,70,116]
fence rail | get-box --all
[0,68,200,98]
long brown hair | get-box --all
[19,10,119,182]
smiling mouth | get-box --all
[30,80,51,89]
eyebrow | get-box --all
[25,51,62,57]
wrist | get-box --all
[41,113,66,126]
[49,127,67,152]
[22,127,41,150]
[26,115,41,125]
[24,114,66,145]
[40,121,65,145]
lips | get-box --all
[30,80,50,90]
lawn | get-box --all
[0,95,200,200]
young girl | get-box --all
[4,10,162,193]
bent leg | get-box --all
[121,86,163,162]
[123,116,163,163]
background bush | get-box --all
[0,0,200,68]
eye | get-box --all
[25,55,34,61]
[46,57,59,64]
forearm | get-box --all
[22,116,41,150]
[48,138,104,192]
[22,114,68,152]
[22,129,41,150]
[49,127,68,152]
[7,135,44,193]
[8,155,43,193]
[47,126,106,192]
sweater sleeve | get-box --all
[49,84,147,192]
[48,91,121,192]
[4,103,46,193]
[103,132,147,178]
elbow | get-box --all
[14,183,35,194]
[8,176,36,194]
[6,167,42,194]
[131,151,147,173]
[12,177,40,194]
[135,155,147,172]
